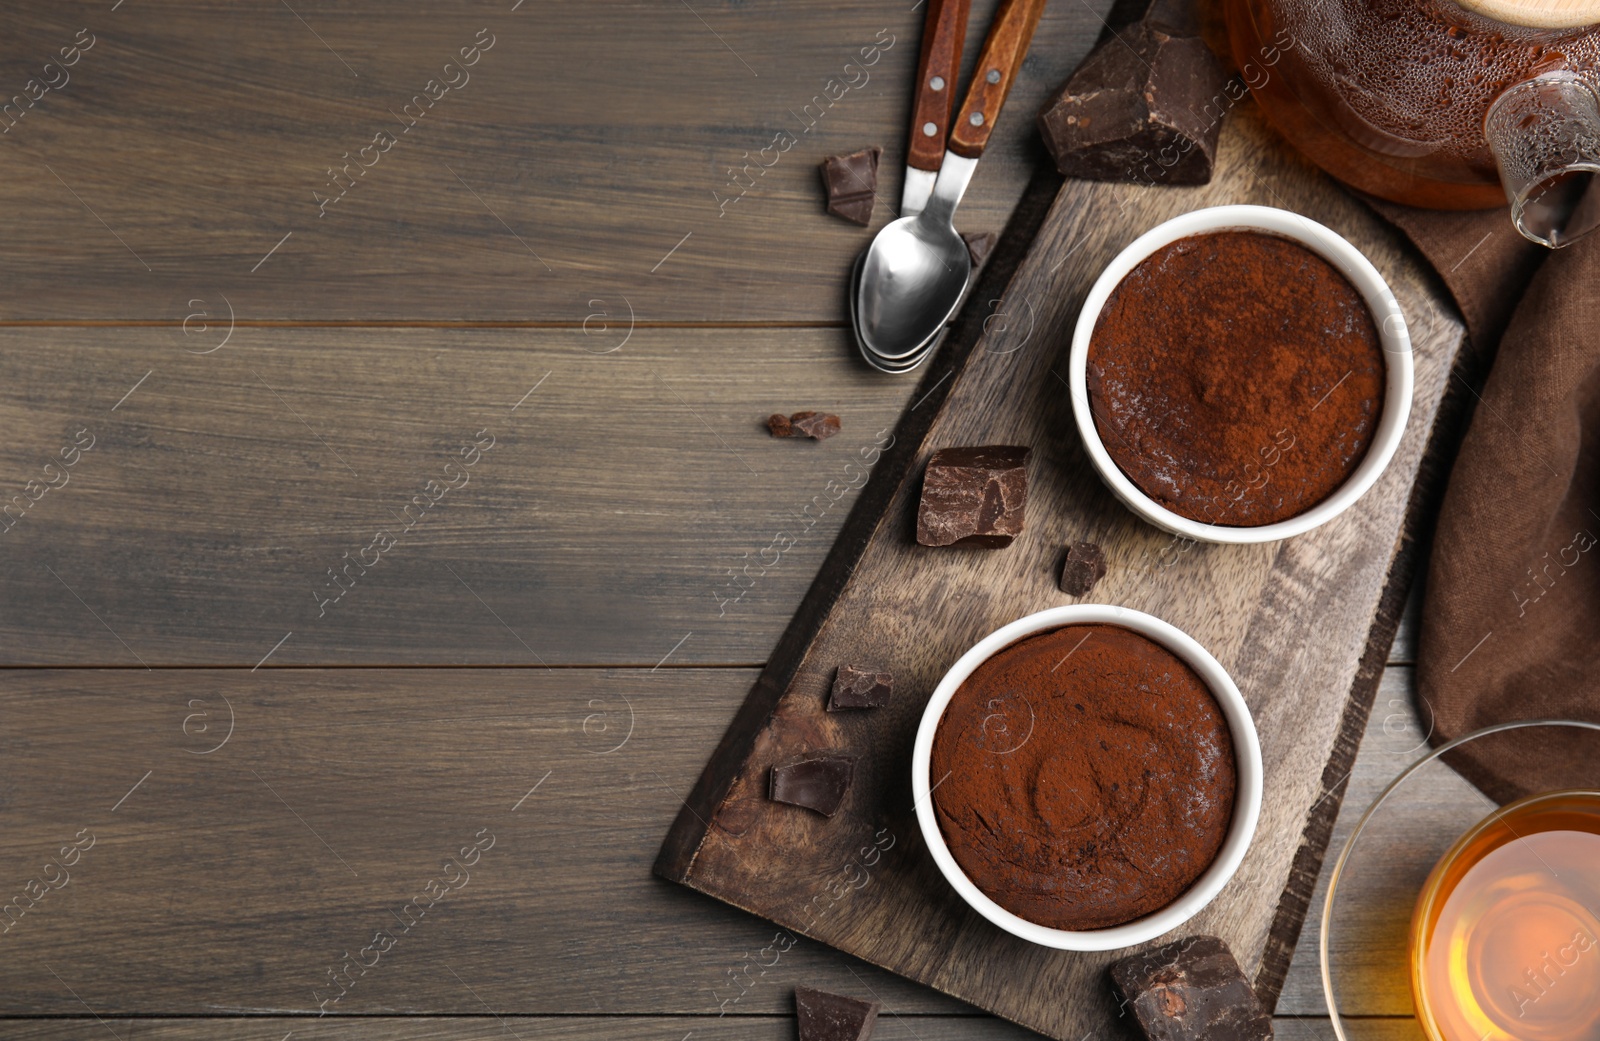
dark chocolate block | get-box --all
[769,411,842,440]
[1109,935,1274,1041]
[827,664,893,711]
[1037,24,1229,186]
[916,446,1031,548]
[962,230,997,267]
[770,753,857,817]
[1060,540,1108,596]
[820,147,882,226]
[795,985,880,1041]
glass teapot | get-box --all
[1227,0,1600,245]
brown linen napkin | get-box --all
[1362,201,1546,352]
[1376,203,1600,800]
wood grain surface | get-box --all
[657,108,1466,1040]
[0,668,967,1015]
[0,0,1102,322]
[0,328,918,666]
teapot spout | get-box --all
[1487,72,1600,247]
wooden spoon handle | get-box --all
[907,0,972,172]
[948,0,1047,159]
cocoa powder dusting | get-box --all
[930,624,1235,931]
[1086,230,1386,527]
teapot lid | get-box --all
[1455,0,1600,29]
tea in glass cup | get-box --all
[1411,789,1600,1041]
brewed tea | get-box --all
[1411,789,1600,1041]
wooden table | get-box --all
[0,3,1450,1038]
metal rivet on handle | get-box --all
[922,121,937,136]
[969,112,984,126]
[986,69,1001,84]
[930,75,945,91]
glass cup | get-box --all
[1321,719,1600,1041]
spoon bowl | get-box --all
[848,250,939,373]
[855,209,973,360]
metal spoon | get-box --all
[847,0,967,374]
[852,0,1046,368]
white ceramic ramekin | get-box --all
[1069,204,1415,544]
[911,604,1263,952]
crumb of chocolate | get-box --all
[792,411,841,440]
[1060,540,1108,596]
[770,752,857,817]
[769,411,841,440]
[820,147,882,226]
[962,231,997,267]
[828,664,893,710]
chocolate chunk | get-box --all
[962,231,997,267]
[792,411,841,440]
[1037,24,1228,186]
[770,753,857,817]
[1109,936,1274,1041]
[828,665,893,711]
[1060,541,1108,596]
[916,446,1031,548]
[769,411,841,440]
[820,147,882,226]
[795,985,880,1041]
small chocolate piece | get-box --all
[1109,936,1274,1041]
[916,446,1031,548]
[769,411,841,440]
[820,147,882,226]
[828,664,893,711]
[791,411,841,440]
[770,753,857,817]
[962,231,997,267]
[795,985,880,1041]
[1060,540,1108,596]
[1037,23,1228,186]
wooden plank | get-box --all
[0,667,998,1015]
[655,108,1465,1041]
[0,1016,1039,1040]
[0,0,1106,322]
[1276,667,1494,1017]
[0,327,924,666]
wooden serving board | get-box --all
[655,107,1464,1040]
